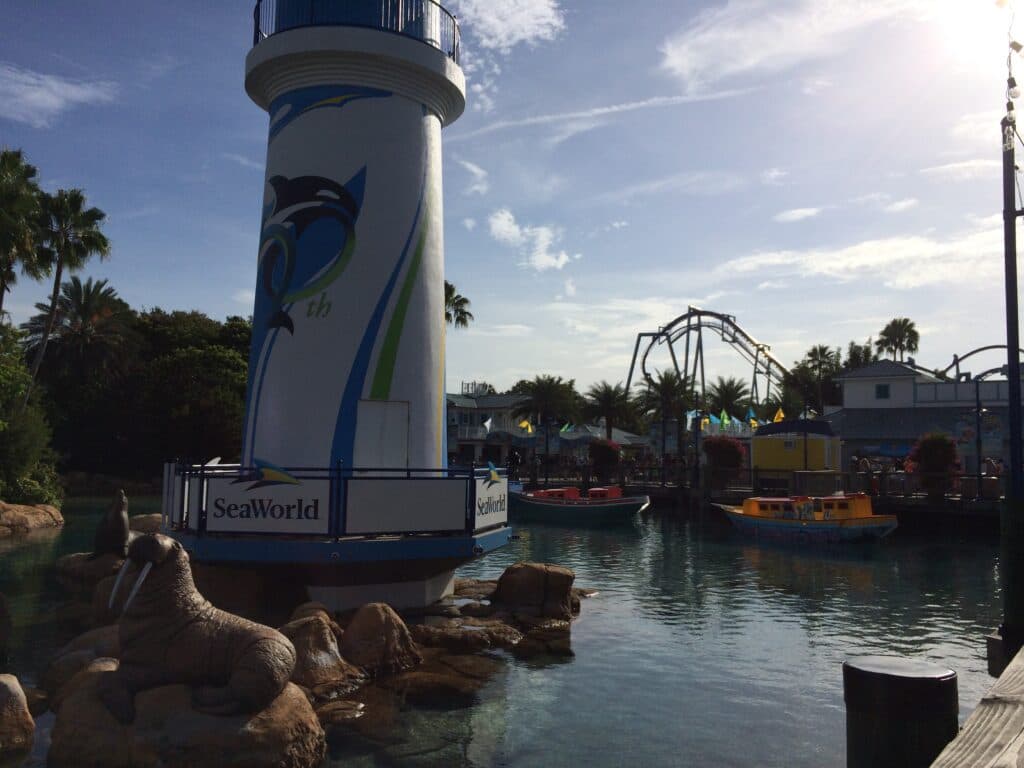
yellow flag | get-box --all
[773,408,785,423]
[750,418,759,429]
[518,419,533,434]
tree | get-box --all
[584,380,631,440]
[512,375,579,481]
[907,432,959,502]
[0,325,59,504]
[135,345,248,464]
[804,344,841,413]
[844,338,879,372]
[707,376,751,416]
[875,318,919,362]
[444,281,473,328]
[0,150,45,320]
[25,189,110,400]
[635,370,689,481]
[21,277,133,382]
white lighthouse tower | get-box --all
[243,1,465,474]
[162,2,508,611]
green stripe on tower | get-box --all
[369,222,427,400]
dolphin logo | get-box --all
[485,461,502,488]
[257,168,366,334]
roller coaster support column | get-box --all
[994,111,1024,671]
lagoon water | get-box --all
[3,500,1002,767]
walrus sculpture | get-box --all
[89,489,137,560]
[97,533,296,724]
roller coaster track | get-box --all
[626,306,791,407]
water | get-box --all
[2,500,1002,767]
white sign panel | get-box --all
[346,478,466,534]
[474,477,508,529]
[204,476,331,535]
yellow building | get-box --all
[750,420,842,495]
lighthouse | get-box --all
[161,1,508,611]
[243,1,465,473]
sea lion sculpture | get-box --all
[97,533,296,724]
[89,489,137,560]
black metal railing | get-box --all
[253,0,460,64]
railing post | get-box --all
[253,0,262,46]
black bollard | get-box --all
[843,655,958,768]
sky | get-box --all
[0,0,1018,393]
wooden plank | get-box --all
[932,648,1024,766]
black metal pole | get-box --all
[1001,113,1024,659]
[977,379,984,501]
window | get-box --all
[783,439,795,450]
[875,384,890,399]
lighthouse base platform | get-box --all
[161,462,511,611]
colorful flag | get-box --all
[518,419,533,434]
[560,423,572,433]
[746,406,757,421]
[701,417,710,431]
[773,407,785,423]
[483,417,493,432]
[720,409,730,425]
[749,418,759,429]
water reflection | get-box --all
[0,500,1004,767]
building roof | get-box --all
[446,393,526,410]
[755,419,835,437]
[823,406,1006,440]
[835,360,934,380]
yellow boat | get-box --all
[717,494,898,543]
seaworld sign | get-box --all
[204,477,331,535]
[474,477,508,529]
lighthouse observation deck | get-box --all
[253,0,460,63]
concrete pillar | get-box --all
[242,15,465,474]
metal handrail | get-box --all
[252,0,461,64]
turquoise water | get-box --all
[2,500,1002,767]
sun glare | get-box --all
[929,0,1011,65]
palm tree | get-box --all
[512,374,578,483]
[21,277,132,381]
[875,318,919,362]
[707,375,751,416]
[25,189,110,401]
[0,150,45,320]
[804,345,840,413]
[585,380,630,440]
[844,338,878,371]
[635,370,689,482]
[444,280,473,328]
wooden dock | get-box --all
[931,648,1024,766]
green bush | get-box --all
[908,432,959,500]
[5,460,63,506]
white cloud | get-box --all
[951,111,1003,147]
[450,0,565,52]
[463,218,477,231]
[223,153,262,170]
[593,170,745,204]
[0,62,116,128]
[610,221,629,230]
[660,0,923,92]
[451,90,743,142]
[564,278,577,297]
[488,208,578,271]
[920,159,1000,180]
[774,207,821,223]
[801,77,833,95]
[457,159,490,195]
[761,168,788,186]
[757,280,788,290]
[465,323,534,337]
[544,118,608,148]
[718,218,1002,289]
[884,198,918,213]
[232,289,255,305]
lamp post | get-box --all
[998,90,1024,663]
[976,377,987,501]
